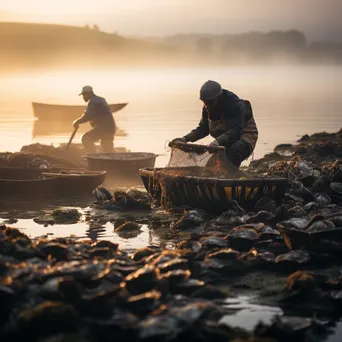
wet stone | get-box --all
[176,240,202,253]
[130,247,157,262]
[122,266,160,294]
[275,250,311,267]
[126,290,162,315]
[226,228,259,251]
[205,248,240,261]
[200,236,228,249]
[158,258,189,273]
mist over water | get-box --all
[0,65,341,168]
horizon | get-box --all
[0,0,341,42]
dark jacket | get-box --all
[78,94,116,133]
[184,89,258,150]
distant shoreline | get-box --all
[1,22,341,73]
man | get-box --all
[170,80,258,168]
[73,86,116,154]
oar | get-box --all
[65,127,78,151]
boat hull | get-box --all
[86,153,157,181]
[0,167,106,196]
[0,177,58,196]
[32,102,128,121]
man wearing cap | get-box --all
[170,80,258,168]
[73,86,116,154]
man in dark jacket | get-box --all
[73,86,116,154]
[170,80,258,168]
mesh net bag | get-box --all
[163,143,248,179]
[147,143,252,208]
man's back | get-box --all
[87,95,115,129]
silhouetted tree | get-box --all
[92,24,100,32]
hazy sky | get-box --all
[1,0,341,41]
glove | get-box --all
[207,140,220,153]
[73,119,80,129]
[169,137,186,147]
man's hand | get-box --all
[207,140,220,153]
[169,137,186,147]
[73,119,80,130]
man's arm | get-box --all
[216,101,245,147]
[75,101,97,125]
[183,109,209,142]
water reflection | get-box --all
[32,119,127,138]
[220,296,283,330]
[85,225,107,242]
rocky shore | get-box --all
[1,128,342,342]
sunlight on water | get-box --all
[1,65,341,168]
[220,296,283,331]
[1,217,160,250]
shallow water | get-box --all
[220,296,284,330]
[0,65,341,243]
[1,65,341,168]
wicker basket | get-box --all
[139,167,289,212]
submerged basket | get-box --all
[139,167,289,212]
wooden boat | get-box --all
[41,169,106,195]
[0,177,58,196]
[0,166,106,196]
[85,152,157,181]
[32,102,128,121]
[139,166,289,212]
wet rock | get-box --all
[112,190,151,210]
[274,144,294,152]
[255,197,277,213]
[93,186,113,201]
[307,220,335,232]
[176,240,202,253]
[91,240,119,252]
[205,248,240,261]
[315,193,331,208]
[287,206,307,218]
[259,226,281,240]
[122,266,160,294]
[126,290,161,315]
[51,208,82,224]
[290,180,315,202]
[330,182,342,195]
[275,250,311,269]
[170,210,205,232]
[130,247,156,262]
[159,269,191,292]
[225,228,259,251]
[281,218,309,230]
[3,301,80,341]
[303,201,319,212]
[297,134,311,142]
[34,241,69,261]
[114,222,142,237]
[200,236,227,249]
[246,211,275,224]
[33,216,55,226]
[158,258,189,273]
[126,188,152,208]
